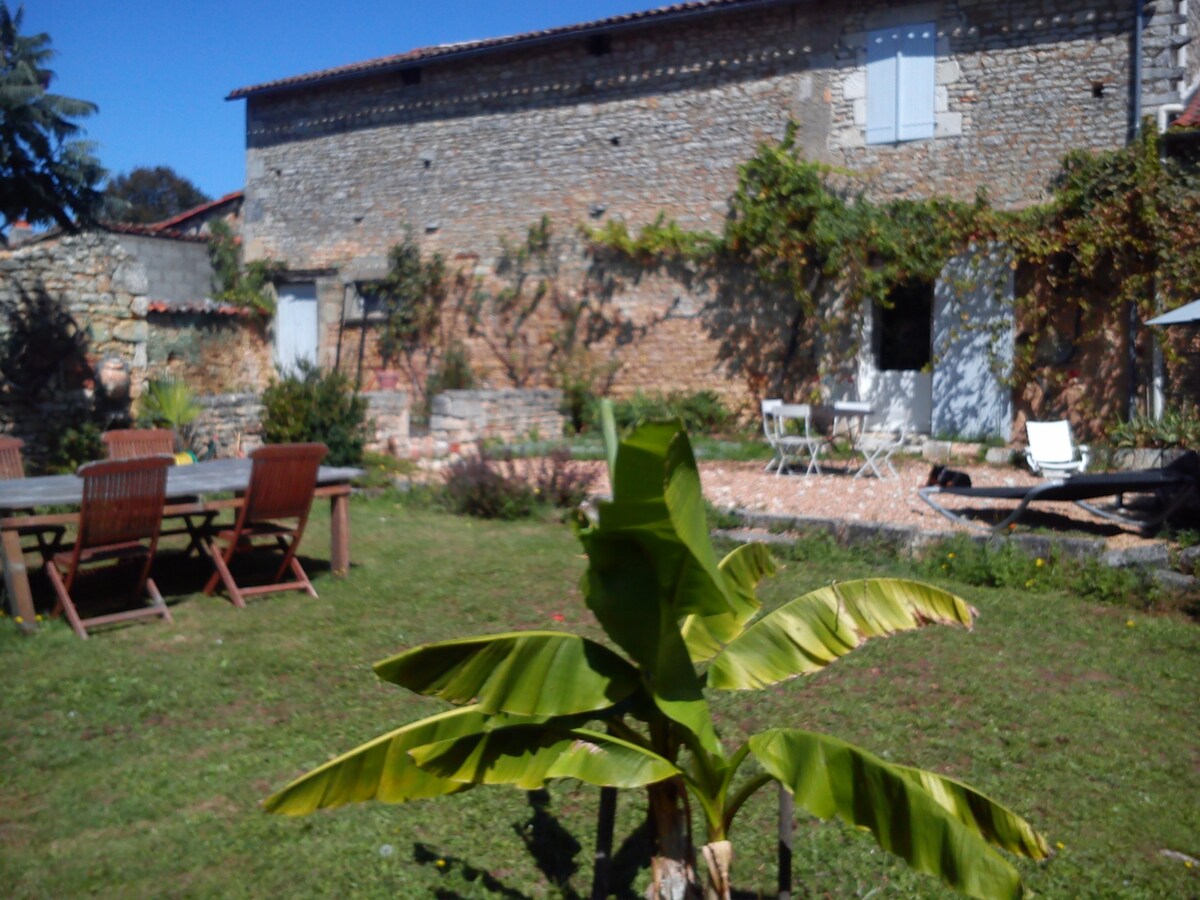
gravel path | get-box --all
[580,457,1167,550]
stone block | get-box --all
[985,446,1015,465]
[1101,544,1171,570]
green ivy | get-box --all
[207,219,285,315]
[586,122,1200,422]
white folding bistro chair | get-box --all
[774,403,826,476]
[853,414,910,479]
[761,399,785,473]
[1025,420,1089,478]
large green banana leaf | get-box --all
[373,632,639,717]
[264,706,530,816]
[751,729,1046,900]
[708,578,975,690]
[681,542,775,663]
[579,421,742,752]
[410,725,681,791]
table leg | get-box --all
[329,493,351,576]
[2,529,37,634]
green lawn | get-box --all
[1,496,1197,899]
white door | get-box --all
[275,283,319,373]
[931,250,1015,441]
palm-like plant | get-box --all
[265,418,1048,899]
[0,2,104,236]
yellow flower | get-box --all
[1024,579,1035,588]
[1056,841,1065,851]
[947,552,956,559]
[941,563,949,570]
[35,614,43,622]
[1126,619,1135,627]
[435,859,447,869]
[1035,558,1045,568]
[13,616,22,624]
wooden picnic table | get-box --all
[0,458,362,634]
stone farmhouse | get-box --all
[230,0,1198,439]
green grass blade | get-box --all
[373,632,640,717]
[709,578,975,690]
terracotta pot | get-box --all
[374,369,400,390]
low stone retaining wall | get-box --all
[427,389,564,456]
[364,390,410,457]
[715,511,1200,592]
[195,393,263,457]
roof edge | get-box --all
[227,0,795,101]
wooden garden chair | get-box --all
[46,455,174,639]
[102,428,177,459]
[203,443,328,608]
[103,428,215,554]
[0,435,65,555]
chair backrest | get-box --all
[75,456,173,551]
[761,399,783,441]
[0,435,26,479]
[241,443,329,523]
[1025,420,1077,464]
[103,428,176,460]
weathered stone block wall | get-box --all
[114,233,213,305]
[241,0,1184,417]
[363,390,411,456]
[0,232,150,386]
[194,393,264,457]
[429,389,565,449]
[146,312,275,395]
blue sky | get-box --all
[23,1,660,201]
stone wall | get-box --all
[429,389,565,452]
[363,390,411,456]
[146,311,274,395]
[240,0,1187,424]
[114,232,212,306]
[194,392,264,458]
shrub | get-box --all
[43,419,103,474]
[444,446,597,519]
[261,361,368,466]
[443,451,536,520]
[1109,405,1200,449]
[526,446,597,510]
[605,390,735,434]
[137,377,202,452]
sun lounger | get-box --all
[919,452,1199,535]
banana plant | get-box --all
[264,419,1048,899]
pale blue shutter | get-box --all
[865,28,898,144]
[897,24,935,141]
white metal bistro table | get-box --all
[0,458,362,634]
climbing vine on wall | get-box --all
[207,219,285,315]
[587,121,1200,428]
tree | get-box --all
[102,165,210,224]
[264,415,1049,898]
[0,2,103,239]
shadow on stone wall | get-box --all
[0,284,129,470]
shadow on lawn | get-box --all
[412,788,656,899]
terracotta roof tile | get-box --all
[147,298,249,316]
[1173,91,1200,128]
[148,191,243,232]
[228,0,784,99]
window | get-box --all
[874,280,932,371]
[866,23,935,144]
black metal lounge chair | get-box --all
[919,452,1199,535]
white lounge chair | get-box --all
[1024,419,1089,477]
